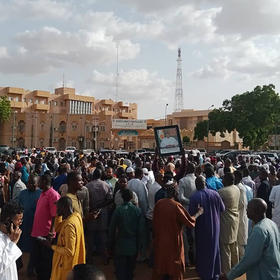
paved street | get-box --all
[19,253,246,280]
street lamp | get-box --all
[207,105,214,152]
[165,104,168,126]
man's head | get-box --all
[154,172,163,185]
[92,168,102,180]
[0,201,23,233]
[56,196,73,218]
[247,198,267,222]
[135,167,143,180]
[166,183,179,200]
[105,167,114,179]
[195,175,206,190]
[67,171,83,193]
[204,166,214,178]
[126,167,135,179]
[259,168,268,181]
[118,175,128,190]
[27,175,39,192]
[234,170,242,185]
[67,264,106,280]
[222,172,235,187]
[14,171,22,181]
[186,162,195,174]
[38,173,52,191]
[121,188,133,203]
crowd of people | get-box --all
[0,148,280,280]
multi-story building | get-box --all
[138,109,243,151]
[0,86,137,150]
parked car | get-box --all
[82,149,95,156]
[65,146,76,153]
[258,152,278,162]
[0,145,9,154]
[45,147,57,154]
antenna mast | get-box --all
[115,43,119,101]
[174,48,183,112]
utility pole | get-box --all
[207,105,214,151]
[174,48,183,112]
[12,111,16,148]
[165,104,168,125]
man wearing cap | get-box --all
[126,167,135,181]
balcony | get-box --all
[10,101,24,109]
[118,101,130,107]
[99,110,113,116]
[5,87,24,95]
[101,99,114,105]
[119,112,131,118]
[32,90,51,98]
[32,104,50,111]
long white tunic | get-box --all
[0,231,22,280]
[269,184,280,231]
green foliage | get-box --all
[194,120,208,141]
[0,96,11,122]
[208,84,280,149]
[182,136,190,145]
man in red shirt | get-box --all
[31,173,60,280]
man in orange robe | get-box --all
[153,184,203,280]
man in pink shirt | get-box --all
[31,173,60,280]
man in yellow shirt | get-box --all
[50,196,86,280]
[66,171,84,217]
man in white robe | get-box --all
[269,184,280,231]
[0,201,23,280]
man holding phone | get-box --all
[0,200,23,280]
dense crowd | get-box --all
[0,149,280,280]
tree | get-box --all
[194,120,208,141]
[208,84,280,149]
[0,96,11,122]
[182,135,190,146]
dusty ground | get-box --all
[18,253,246,280]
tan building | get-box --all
[0,86,137,150]
[138,109,243,151]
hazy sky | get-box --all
[1,0,280,119]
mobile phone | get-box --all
[4,220,16,234]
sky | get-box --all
[1,0,280,119]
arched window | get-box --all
[59,121,66,133]
[18,120,25,134]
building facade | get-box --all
[0,86,137,150]
[137,109,243,151]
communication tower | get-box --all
[174,48,183,112]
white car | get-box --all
[65,146,76,153]
[45,147,57,154]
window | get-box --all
[72,122,78,130]
[59,121,66,133]
[35,99,39,104]
[18,120,25,133]
[40,121,45,129]
[60,102,64,106]
[24,98,27,102]
[29,99,33,103]
[15,97,19,102]
[8,97,13,101]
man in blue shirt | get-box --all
[221,198,280,280]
